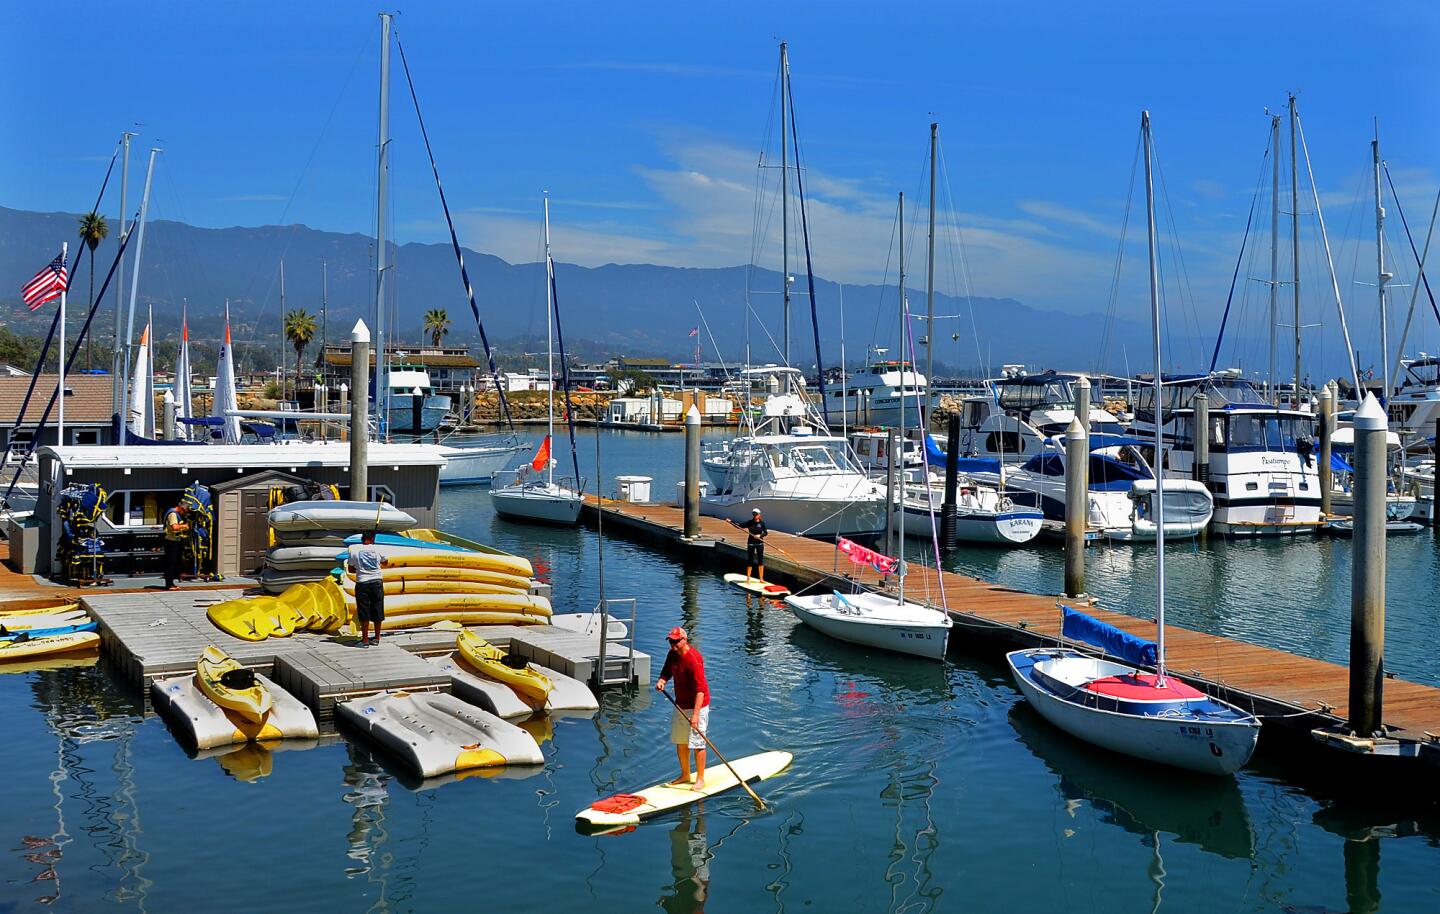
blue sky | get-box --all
[4,1,1439,369]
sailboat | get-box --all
[489,196,582,525]
[1005,112,1260,776]
[127,316,154,438]
[785,193,952,661]
[174,304,194,440]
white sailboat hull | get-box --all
[702,493,885,538]
[785,592,950,660]
[439,440,526,485]
[489,481,582,524]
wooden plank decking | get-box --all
[582,495,1440,757]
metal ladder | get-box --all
[592,597,638,688]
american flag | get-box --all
[688,327,698,338]
[22,252,68,311]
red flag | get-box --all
[530,435,551,472]
[22,252,68,311]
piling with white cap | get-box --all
[1064,416,1088,599]
[1348,392,1387,737]
[350,320,370,498]
[683,405,701,537]
[1318,384,1333,518]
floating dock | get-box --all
[581,495,1440,765]
[80,590,647,724]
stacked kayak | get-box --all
[0,603,100,665]
[206,579,347,641]
[449,631,598,713]
[337,690,543,778]
[153,646,318,749]
[263,501,417,594]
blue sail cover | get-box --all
[924,434,1002,475]
[1061,606,1157,667]
[1330,452,1354,473]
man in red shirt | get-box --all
[655,625,710,790]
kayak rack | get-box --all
[592,597,638,689]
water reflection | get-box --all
[659,808,712,913]
[341,741,393,911]
[1010,704,1256,861]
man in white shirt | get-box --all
[346,531,388,645]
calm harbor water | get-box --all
[2,428,1437,912]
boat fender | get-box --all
[1209,742,1223,758]
[219,668,257,689]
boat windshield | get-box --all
[1218,414,1314,452]
[1136,377,1265,417]
[770,441,858,476]
[996,380,1071,410]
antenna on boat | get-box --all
[897,191,907,603]
[1141,110,1168,686]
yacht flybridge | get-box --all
[957,370,1123,463]
[825,356,932,428]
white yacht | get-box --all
[1387,356,1440,434]
[1130,372,1321,536]
[383,367,451,436]
[437,436,527,485]
[700,372,886,538]
[824,355,932,428]
[957,369,1123,463]
[969,434,1213,540]
[702,367,816,492]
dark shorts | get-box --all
[354,580,385,623]
[746,541,765,566]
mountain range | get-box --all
[1,204,1218,376]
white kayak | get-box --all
[267,500,416,534]
[576,750,792,832]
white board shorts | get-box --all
[670,705,710,749]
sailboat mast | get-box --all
[375,11,394,439]
[780,41,790,366]
[1373,123,1390,399]
[321,259,328,357]
[544,193,555,486]
[113,130,136,415]
[897,191,907,604]
[279,258,286,401]
[1141,111,1167,681]
[925,122,937,414]
[1289,93,1301,404]
[1268,114,1280,405]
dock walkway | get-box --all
[582,495,1440,759]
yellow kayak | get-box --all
[0,602,82,618]
[456,630,552,704]
[196,646,272,724]
[366,544,533,579]
[359,565,534,590]
[0,631,100,663]
[377,611,549,630]
[207,595,307,641]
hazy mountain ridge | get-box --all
[1,205,1195,374]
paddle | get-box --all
[660,688,767,810]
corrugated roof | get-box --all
[38,441,449,469]
[0,375,115,425]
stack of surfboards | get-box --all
[337,538,549,630]
[262,501,417,593]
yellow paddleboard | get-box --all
[0,610,89,631]
[343,578,530,597]
[723,574,791,597]
[196,646,272,724]
[366,544,533,579]
[0,631,101,663]
[576,751,793,831]
[340,592,552,618]
[372,611,547,630]
[0,602,82,618]
[456,630,553,704]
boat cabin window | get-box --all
[780,442,856,476]
[984,430,1026,454]
[1218,414,1313,452]
[961,401,987,428]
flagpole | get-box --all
[58,242,67,444]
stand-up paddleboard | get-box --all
[576,750,792,832]
[722,574,790,597]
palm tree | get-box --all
[424,308,451,348]
[77,212,109,371]
[283,308,318,397]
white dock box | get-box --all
[615,475,652,503]
[674,480,710,506]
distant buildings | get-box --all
[0,375,116,452]
[318,344,481,393]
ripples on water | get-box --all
[1,430,1436,912]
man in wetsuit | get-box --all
[729,507,768,584]
[162,501,190,591]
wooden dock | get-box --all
[582,495,1440,764]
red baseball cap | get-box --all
[667,626,687,642]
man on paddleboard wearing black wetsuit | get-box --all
[729,508,768,584]
[656,626,710,790]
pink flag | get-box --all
[836,537,898,575]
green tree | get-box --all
[424,308,451,348]
[284,308,318,397]
[77,211,109,371]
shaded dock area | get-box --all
[581,494,1440,764]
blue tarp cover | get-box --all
[1330,452,1354,473]
[924,435,1002,475]
[1061,606,1157,667]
